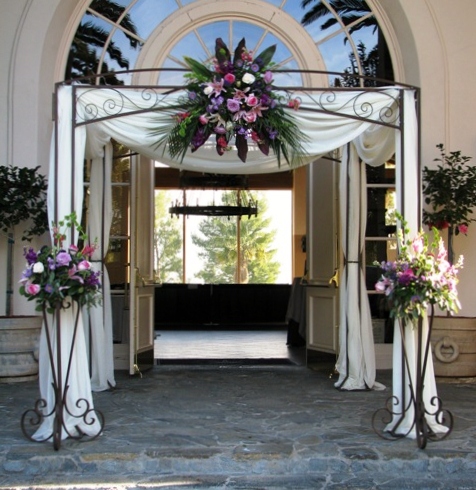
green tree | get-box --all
[301,0,393,85]
[192,192,280,284]
[66,0,139,83]
[154,191,183,283]
[301,0,375,36]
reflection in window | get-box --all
[365,161,396,344]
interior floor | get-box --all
[154,327,309,366]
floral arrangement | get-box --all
[19,213,102,313]
[423,144,476,264]
[374,214,463,324]
[155,37,308,165]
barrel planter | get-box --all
[431,317,476,378]
[0,316,42,382]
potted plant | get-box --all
[0,164,49,382]
[422,144,476,376]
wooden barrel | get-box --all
[0,316,42,382]
[430,317,476,377]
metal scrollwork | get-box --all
[21,303,104,451]
[372,306,453,449]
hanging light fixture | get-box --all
[168,173,258,218]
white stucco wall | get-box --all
[1,0,476,316]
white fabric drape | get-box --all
[47,84,434,441]
[82,143,116,392]
[388,91,445,438]
[70,87,401,171]
[336,145,376,390]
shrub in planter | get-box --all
[0,165,48,382]
[423,145,476,376]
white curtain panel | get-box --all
[82,143,116,392]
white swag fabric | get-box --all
[44,84,439,439]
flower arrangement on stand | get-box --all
[18,212,104,450]
[374,213,463,324]
[19,212,102,313]
[153,37,308,166]
[372,214,461,448]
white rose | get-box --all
[203,86,213,96]
[242,73,256,85]
[32,262,44,273]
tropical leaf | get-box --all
[233,38,246,64]
[184,56,214,79]
[254,45,276,67]
[215,37,231,64]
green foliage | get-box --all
[422,144,476,233]
[0,165,48,241]
[192,192,280,284]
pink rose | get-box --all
[287,98,301,110]
[77,260,91,271]
[224,73,236,84]
[26,283,41,296]
[199,114,209,125]
[244,111,257,123]
[458,224,468,235]
[246,94,259,107]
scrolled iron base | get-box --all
[372,307,453,449]
[20,303,105,450]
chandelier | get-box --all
[168,173,258,218]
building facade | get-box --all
[1,0,476,325]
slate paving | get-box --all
[1,362,476,489]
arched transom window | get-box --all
[68,0,393,87]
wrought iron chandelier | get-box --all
[168,174,258,218]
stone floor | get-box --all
[1,330,476,489]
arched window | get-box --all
[67,0,393,87]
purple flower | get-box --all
[264,70,273,84]
[260,94,271,106]
[251,63,260,73]
[227,98,241,113]
[24,247,38,265]
[397,269,416,286]
[56,251,72,267]
[45,284,54,294]
[267,128,278,140]
[188,91,197,101]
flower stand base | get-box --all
[372,310,454,449]
[21,304,104,450]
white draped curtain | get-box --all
[44,84,441,440]
[82,143,116,392]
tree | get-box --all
[192,192,280,284]
[337,41,379,87]
[154,191,183,283]
[66,0,139,83]
[301,0,394,85]
[300,0,375,35]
